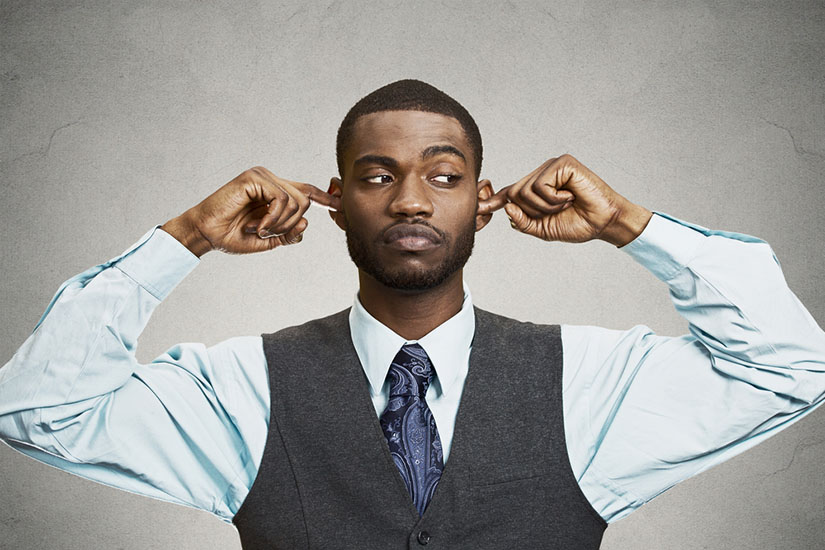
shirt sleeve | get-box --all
[0,228,270,522]
[561,213,825,523]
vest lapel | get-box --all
[333,314,422,521]
[417,307,487,521]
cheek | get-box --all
[436,193,477,220]
[342,192,362,216]
[342,194,381,229]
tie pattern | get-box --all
[379,344,444,516]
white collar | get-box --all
[349,283,475,398]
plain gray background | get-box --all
[2,1,824,548]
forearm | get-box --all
[0,228,270,519]
[0,227,199,422]
[625,214,825,395]
[565,214,825,522]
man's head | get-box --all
[336,79,483,180]
[329,80,493,293]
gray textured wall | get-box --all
[2,1,824,548]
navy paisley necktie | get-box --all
[379,344,444,516]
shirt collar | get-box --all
[349,283,475,398]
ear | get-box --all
[475,179,494,231]
[328,178,347,231]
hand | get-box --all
[478,155,652,247]
[161,167,341,257]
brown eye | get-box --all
[364,174,393,184]
[432,174,460,185]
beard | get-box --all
[346,219,475,291]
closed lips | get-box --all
[383,224,442,244]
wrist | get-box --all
[160,212,213,258]
[600,201,653,247]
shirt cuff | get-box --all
[621,213,706,282]
[115,227,200,300]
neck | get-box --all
[357,270,465,341]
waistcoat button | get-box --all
[417,530,431,545]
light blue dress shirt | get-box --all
[1,214,824,525]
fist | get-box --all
[161,167,340,257]
[480,155,651,247]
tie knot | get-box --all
[387,344,434,398]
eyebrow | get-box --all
[421,145,465,162]
[352,145,466,170]
[353,154,399,169]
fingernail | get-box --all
[259,229,276,239]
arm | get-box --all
[564,214,825,522]
[0,229,266,520]
[479,155,825,521]
[0,167,340,520]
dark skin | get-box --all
[161,110,652,339]
[326,111,495,339]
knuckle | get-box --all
[246,166,264,179]
[267,198,281,212]
[237,168,256,183]
[558,153,577,167]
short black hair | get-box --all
[336,79,483,179]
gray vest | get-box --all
[233,308,606,549]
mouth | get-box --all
[382,223,443,252]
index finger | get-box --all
[476,185,511,215]
[299,183,342,212]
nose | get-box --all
[388,175,433,218]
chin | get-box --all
[347,224,475,293]
[371,267,456,292]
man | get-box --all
[1,80,824,549]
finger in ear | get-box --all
[476,178,493,199]
[475,180,496,231]
[327,177,347,231]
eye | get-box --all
[363,174,394,184]
[431,174,461,185]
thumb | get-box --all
[504,203,534,234]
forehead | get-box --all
[347,110,471,163]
